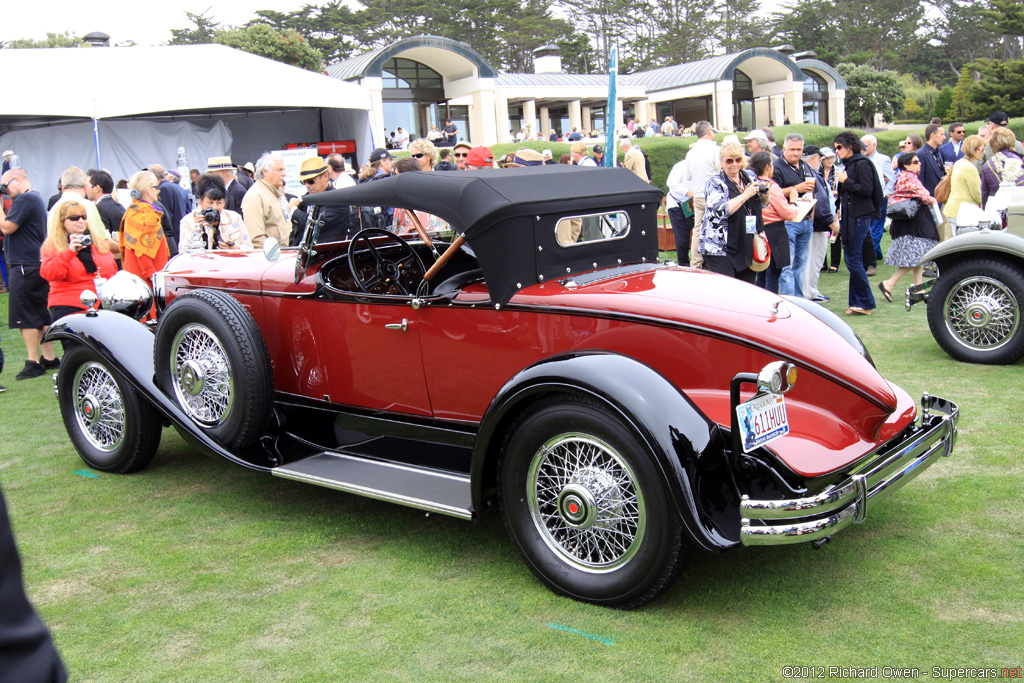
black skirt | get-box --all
[762,221,792,269]
[889,202,939,242]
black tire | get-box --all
[58,345,161,473]
[927,258,1024,365]
[154,289,273,448]
[498,395,687,608]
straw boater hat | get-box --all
[298,156,329,180]
[205,156,236,172]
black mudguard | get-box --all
[44,311,271,472]
[474,351,736,552]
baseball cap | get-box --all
[464,146,494,168]
[542,149,553,159]
[743,130,769,142]
[452,141,473,153]
[369,148,393,163]
[802,144,821,157]
[988,111,1009,126]
[820,147,836,158]
[593,144,604,154]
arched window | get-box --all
[382,58,444,90]
[733,69,754,132]
[803,71,829,125]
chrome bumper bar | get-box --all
[905,278,933,311]
[740,394,958,546]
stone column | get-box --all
[494,94,510,144]
[471,89,498,146]
[539,105,550,137]
[714,88,734,133]
[568,100,582,135]
[783,87,803,126]
[582,106,592,133]
[523,99,537,138]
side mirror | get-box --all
[263,237,281,263]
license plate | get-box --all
[736,392,789,453]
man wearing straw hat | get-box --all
[206,156,246,213]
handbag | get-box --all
[886,199,919,220]
[750,232,771,272]
[933,170,952,204]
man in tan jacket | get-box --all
[241,154,290,249]
[620,139,648,182]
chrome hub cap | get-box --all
[170,323,233,426]
[944,276,1020,351]
[528,434,645,573]
[73,362,125,451]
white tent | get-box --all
[0,44,373,190]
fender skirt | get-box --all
[45,311,272,472]
[474,351,736,551]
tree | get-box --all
[948,67,977,120]
[215,24,325,72]
[716,0,763,54]
[2,31,84,49]
[168,8,221,45]
[836,62,905,126]
[903,97,925,120]
[978,0,1024,61]
[967,57,1024,117]
[927,0,1000,79]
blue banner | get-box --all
[605,48,617,168]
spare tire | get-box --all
[154,289,273,448]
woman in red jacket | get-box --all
[40,197,118,331]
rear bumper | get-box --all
[905,279,933,311]
[739,393,958,546]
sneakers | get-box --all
[15,361,45,380]
[41,357,61,370]
[812,294,830,302]
[0,384,6,393]
[865,267,877,276]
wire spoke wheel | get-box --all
[170,323,234,426]
[943,276,1020,351]
[528,433,645,573]
[73,361,126,452]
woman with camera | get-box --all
[179,173,252,251]
[698,141,765,283]
[120,171,169,287]
[40,196,118,327]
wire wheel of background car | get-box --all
[154,289,273,448]
[927,258,1024,365]
[499,395,686,608]
[57,346,161,473]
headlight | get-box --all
[757,360,797,395]
[100,270,153,321]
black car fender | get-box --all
[473,351,736,551]
[44,311,270,472]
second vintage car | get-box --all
[48,166,959,608]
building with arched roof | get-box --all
[328,36,846,149]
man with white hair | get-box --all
[861,134,896,268]
[241,154,290,249]
[743,130,770,156]
[620,139,648,181]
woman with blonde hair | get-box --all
[698,141,765,282]
[408,138,438,172]
[120,170,169,286]
[40,196,118,328]
[943,134,986,233]
[981,127,1024,207]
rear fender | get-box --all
[473,351,736,551]
[44,311,271,472]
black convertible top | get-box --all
[301,165,665,306]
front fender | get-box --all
[45,311,270,472]
[473,351,735,551]
[917,229,1024,267]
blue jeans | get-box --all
[755,263,782,293]
[869,197,888,260]
[845,215,876,310]
[779,219,813,297]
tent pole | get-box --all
[92,99,102,167]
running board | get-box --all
[272,452,473,520]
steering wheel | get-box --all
[347,228,426,295]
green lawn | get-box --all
[1,254,1021,682]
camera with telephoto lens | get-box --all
[78,234,92,248]
[201,208,220,225]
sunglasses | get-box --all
[66,215,88,222]
[910,159,920,164]
[410,153,426,159]
[454,152,468,158]
[723,157,743,164]
[302,178,319,186]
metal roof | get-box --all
[495,73,616,88]
[327,35,497,81]
[628,48,805,92]
[794,59,847,89]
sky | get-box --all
[0,0,314,47]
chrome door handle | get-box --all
[384,318,409,332]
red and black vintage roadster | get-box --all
[48,166,959,608]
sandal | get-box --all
[878,281,893,303]
[828,266,838,273]
[845,307,873,316]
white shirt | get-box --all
[685,138,720,196]
[868,151,897,196]
[666,159,691,209]
[578,157,597,167]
